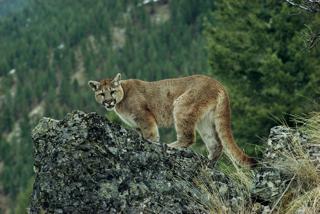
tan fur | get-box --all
[88,74,256,167]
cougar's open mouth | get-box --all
[103,99,116,109]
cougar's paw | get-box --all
[167,141,189,148]
[208,152,222,162]
[207,160,218,168]
[145,137,161,145]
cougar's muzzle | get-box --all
[103,99,116,109]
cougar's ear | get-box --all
[88,80,100,91]
[112,73,121,87]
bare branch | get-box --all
[286,0,320,12]
[285,1,320,49]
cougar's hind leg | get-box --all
[196,112,223,161]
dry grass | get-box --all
[270,112,320,213]
[219,154,254,192]
[181,112,320,213]
[285,186,320,214]
[297,112,320,144]
[178,166,253,214]
[273,139,319,188]
[174,155,255,214]
[191,170,230,214]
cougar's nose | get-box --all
[103,99,116,106]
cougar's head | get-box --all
[88,73,124,111]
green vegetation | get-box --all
[0,0,319,212]
[0,0,213,212]
[188,113,320,213]
[205,0,320,151]
[0,0,29,17]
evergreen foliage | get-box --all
[0,0,319,212]
[205,0,320,148]
[0,0,213,211]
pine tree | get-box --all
[205,0,320,148]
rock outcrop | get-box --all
[29,111,318,213]
[29,111,245,213]
[253,126,319,203]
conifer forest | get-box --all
[0,0,319,212]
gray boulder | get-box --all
[252,126,317,204]
[29,111,246,213]
[29,111,318,213]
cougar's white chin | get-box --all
[104,106,115,111]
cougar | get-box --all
[88,73,256,166]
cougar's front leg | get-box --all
[135,113,159,143]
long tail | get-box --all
[215,90,256,167]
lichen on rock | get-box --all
[29,111,318,213]
[252,126,317,204]
[29,111,245,213]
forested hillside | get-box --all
[0,0,213,212]
[205,0,320,151]
[0,0,319,213]
[0,0,28,16]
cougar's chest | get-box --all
[114,108,137,128]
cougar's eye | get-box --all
[98,93,104,98]
[110,90,116,96]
